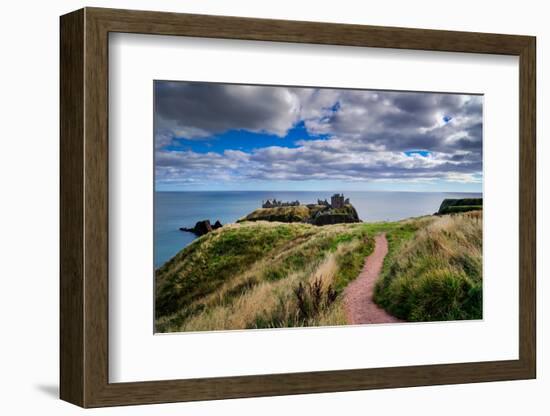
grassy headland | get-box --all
[237,203,360,225]
[438,198,483,215]
[237,205,312,223]
[155,221,374,331]
[374,211,482,321]
[155,211,482,332]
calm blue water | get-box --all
[154,191,482,268]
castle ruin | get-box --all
[262,198,300,208]
[330,193,345,209]
[317,199,330,206]
[262,194,350,209]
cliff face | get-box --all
[239,206,311,223]
[239,203,361,225]
[311,204,360,225]
[438,198,482,215]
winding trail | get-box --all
[343,233,402,325]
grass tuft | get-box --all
[374,212,482,321]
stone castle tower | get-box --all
[331,193,345,209]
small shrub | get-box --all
[293,277,338,323]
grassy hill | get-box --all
[238,205,312,223]
[155,221,375,332]
[237,203,360,224]
[155,211,482,332]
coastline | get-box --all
[155,209,483,332]
[154,190,482,268]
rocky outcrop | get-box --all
[311,204,360,225]
[238,206,311,223]
[437,198,482,215]
[180,219,222,236]
[239,203,361,226]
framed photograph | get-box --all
[60,7,536,407]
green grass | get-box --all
[155,212,483,332]
[238,206,311,223]
[155,222,309,319]
[440,205,483,214]
[373,213,482,321]
[155,221,374,332]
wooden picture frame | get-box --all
[60,7,536,408]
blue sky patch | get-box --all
[404,150,431,157]
[165,121,329,154]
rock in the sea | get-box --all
[212,220,223,229]
[194,220,213,235]
[179,219,214,236]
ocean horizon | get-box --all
[154,190,482,268]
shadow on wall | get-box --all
[34,384,58,399]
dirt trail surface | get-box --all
[344,233,403,325]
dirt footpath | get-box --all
[343,233,402,325]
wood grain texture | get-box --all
[89,7,532,54]
[518,38,537,376]
[59,7,537,408]
[83,10,110,406]
[59,8,84,407]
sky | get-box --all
[154,81,483,192]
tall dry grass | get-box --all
[374,212,482,321]
[156,211,482,332]
[156,221,372,332]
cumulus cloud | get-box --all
[154,81,483,187]
[155,81,300,139]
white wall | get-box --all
[0,0,546,414]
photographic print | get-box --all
[154,81,483,333]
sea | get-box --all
[154,191,482,268]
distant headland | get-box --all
[239,193,361,226]
[178,195,483,238]
[178,193,360,237]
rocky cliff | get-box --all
[437,198,482,215]
[238,203,361,226]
